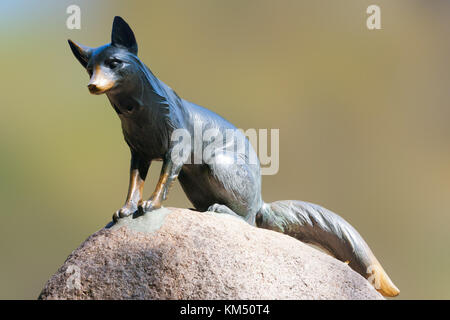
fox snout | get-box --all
[87,66,115,95]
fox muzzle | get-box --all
[87,66,115,95]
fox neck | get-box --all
[105,58,183,154]
[105,72,149,115]
[105,57,177,117]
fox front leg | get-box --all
[139,157,182,213]
[113,153,150,222]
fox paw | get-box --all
[113,205,137,222]
[138,200,161,214]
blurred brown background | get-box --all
[0,0,449,299]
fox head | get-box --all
[68,16,140,95]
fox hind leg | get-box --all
[208,203,246,222]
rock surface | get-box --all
[39,207,383,300]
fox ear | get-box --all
[111,16,138,54]
[68,39,92,68]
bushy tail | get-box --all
[256,200,399,297]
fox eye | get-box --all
[106,59,121,69]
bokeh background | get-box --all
[1,0,449,299]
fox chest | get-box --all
[119,114,170,160]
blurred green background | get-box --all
[1,0,449,299]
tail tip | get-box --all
[367,263,400,297]
[378,283,400,297]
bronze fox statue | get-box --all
[68,16,399,296]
